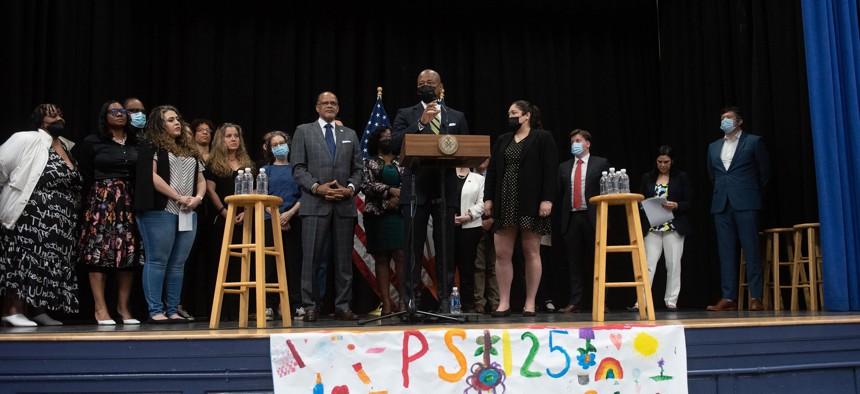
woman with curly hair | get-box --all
[134,105,206,324]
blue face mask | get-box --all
[720,117,736,133]
[130,112,147,129]
[272,144,290,158]
[571,142,584,156]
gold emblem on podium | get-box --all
[438,134,459,155]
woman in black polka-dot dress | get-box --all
[483,100,558,317]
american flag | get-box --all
[352,90,438,308]
[359,92,390,158]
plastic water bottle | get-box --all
[235,169,245,195]
[619,169,630,193]
[243,167,254,194]
[608,167,618,194]
[599,171,608,195]
[256,168,268,195]
[450,287,461,315]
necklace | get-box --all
[456,171,468,179]
[112,135,127,146]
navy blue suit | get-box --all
[707,131,770,300]
[391,102,469,309]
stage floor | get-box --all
[3,308,860,340]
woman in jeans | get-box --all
[134,105,206,324]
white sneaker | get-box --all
[294,306,306,318]
[3,314,37,327]
[544,300,556,313]
[265,307,274,321]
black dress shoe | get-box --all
[303,309,319,322]
[334,308,359,320]
[522,310,537,317]
[491,309,511,317]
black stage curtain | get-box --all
[0,1,815,310]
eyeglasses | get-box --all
[317,101,339,107]
[126,108,145,114]
[196,128,212,134]
[107,109,128,116]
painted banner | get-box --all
[270,324,687,393]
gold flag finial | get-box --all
[377,86,383,98]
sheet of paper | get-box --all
[641,196,674,228]
[178,210,193,232]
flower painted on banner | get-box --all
[577,352,597,369]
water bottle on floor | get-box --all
[450,287,461,315]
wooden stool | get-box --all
[589,193,654,322]
[210,195,291,329]
[762,228,795,311]
[792,223,821,311]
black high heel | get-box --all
[522,310,537,317]
[490,309,511,317]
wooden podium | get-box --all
[399,134,490,168]
[359,133,489,325]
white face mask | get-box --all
[720,117,736,133]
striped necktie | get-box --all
[430,115,441,135]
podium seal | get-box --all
[438,134,459,155]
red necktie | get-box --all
[573,159,583,209]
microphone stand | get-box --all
[359,156,463,325]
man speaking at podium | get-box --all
[392,69,469,313]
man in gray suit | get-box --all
[706,106,770,312]
[557,129,610,313]
[292,91,364,322]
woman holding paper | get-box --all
[629,145,692,312]
[134,105,206,323]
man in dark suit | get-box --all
[706,106,770,312]
[391,69,470,313]
[292,91,364,322]
[557,129,610,313]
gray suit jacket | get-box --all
[291,120,363,217]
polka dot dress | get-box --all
[493,136,551,235]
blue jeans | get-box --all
[137,210,198,317]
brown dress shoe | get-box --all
[303,309,319,322]
[558,304,582,313]
[474,304,485,314]
[706,299,738,311]
[334,308,359,320]
[749,298,764,311]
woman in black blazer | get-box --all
[483,100,557,317]
[630,145,692,312]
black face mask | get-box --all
[378,140,393,155]
[46,120,67,137]
[417,85,437,104]
[506,116,522,132]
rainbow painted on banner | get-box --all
[594,357,623,380]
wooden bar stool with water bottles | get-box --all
[589,193,655,322]
[792,223,821,311]
[210,194,291,328]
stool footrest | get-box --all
[605,245,638,253]
[228,243,263,249]
[222,281,260,287]
[605,282,646,288]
